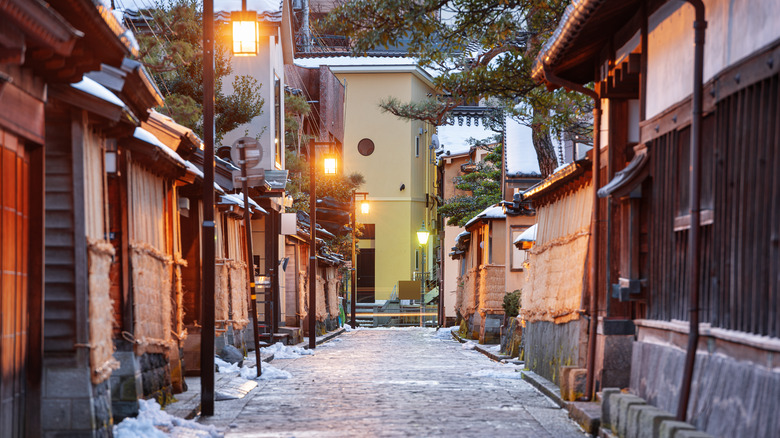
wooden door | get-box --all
[1,130,30,437]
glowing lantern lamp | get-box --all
[323,156,337,175]
[417,222,430,246]
[232,12,258,56]
[361,200,370,214]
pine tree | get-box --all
[321,0,592,177]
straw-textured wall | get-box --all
[172,257,187,340]
[455,278,464,315]
[326,275,339,318]
[521,183,592,324]
[459,269,478,317]
[215,260,229,322]
[228,260,249,329]
[478,264,506,313]
[297,269,307,319]
[131,243,173,355]
[316,275,327,320]
[87,238,120,383]
[521,228,589,323]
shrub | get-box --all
[502,289,522,318]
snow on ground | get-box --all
[461,340,478,350]
[469,368,524,380]
[114,399,222,438]
[260,342,314,359]
[240,363,291,380]
[432,327,458,340]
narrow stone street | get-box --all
[199,328,587,437]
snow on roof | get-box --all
[295,56,421,68]
[293,56,439,79]
[184,161,204,179]
[436,121,497,156]
[133,127,187,167]
[505,116,541,177]
[71,77,125,108]
[220,193,268,215]
[215,0,281,13]
[464,205,505,229]
[513,223,537,244]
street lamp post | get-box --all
[417,222,430,328]
[309,142,337,348]
[202,1,260,415]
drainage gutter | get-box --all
[677,0,706,422]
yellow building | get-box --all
[294,56,438,302]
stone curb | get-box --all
[450,330,514,362]
[520,369,602,435]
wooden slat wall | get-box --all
[647,73,779,338]
[43,106,77,353]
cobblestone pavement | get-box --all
[199,328,588,437]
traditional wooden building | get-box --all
[451,205,508,343]
[0,0,148,435]
[534,0,780,435]
[518,157,594,388]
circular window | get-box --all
[357,138,375,156]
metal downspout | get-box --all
[678,0,706,422]
[542,66,601,400]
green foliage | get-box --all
[283,150,365,258]
[134,0,264,143]
[322,0,594,177]
[503,289,522,318]
[284,93,313,152]
[438,141,503,226]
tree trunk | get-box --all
[531,110,558,178]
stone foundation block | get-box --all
[610,394,645,435]
[658,420,696,438]
[675,430,714,438]
[600,388,622,428]
[636,406,675,438]
[560,366,587,401]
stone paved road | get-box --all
[200,328,587,437]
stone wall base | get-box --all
[524,318,588,385]
[631,341,780,437]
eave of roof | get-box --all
[522,157,591,202]
[532,0,644,86]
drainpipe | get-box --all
[678,0,706,422]
[542,66,601,401]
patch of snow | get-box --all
[114,399,222,438]
[432,327,456,340]
[215,0,281,13]
[436,122,496,156]
[260,342,313,359]
[185,161,204,179]
[505,116,541,176]
[469,369,524,380]
[215,357,241,373]
[514,224,537,245]
[133,128,188,167]
[253,363,292,380]
[461,341,478,350]
[71,77,125,108]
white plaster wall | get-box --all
[647,0,780,119]
[223,33,285,170]
[442,224,462,320]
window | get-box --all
[274,76,282,168]
[415,250,420,270]
[358,138,374,156]
[510,226,529,270]
[415,136,420,157]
